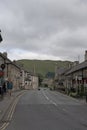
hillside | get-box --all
[17,59,72,77]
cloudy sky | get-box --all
[0,0,87,62]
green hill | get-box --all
[17,59,72,77]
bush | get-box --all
[69,92,78,98]
[44,84,48,87]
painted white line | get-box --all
[45,96,49,100]
[42,91,49,100]
[52,102,57,106]
[62,108,68,113]
[42,90,58,106]
[50,100,57,106]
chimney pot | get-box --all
[85,50,87,61]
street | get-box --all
[4,88,87,130]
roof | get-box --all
[11,61,21,70]
[45,72,55,79]
[0,52,11,63]
[0,52,21,70]
[66,61,87,75]
[56,67,69,75]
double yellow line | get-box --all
[0,92,26,130]
[0,123,9,130]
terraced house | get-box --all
[55,51,87,96]
[0,52,21,91]
[66,51,87,95]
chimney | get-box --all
[68,63,72,69]
[73,61,79,67]
[3,52,7,58]
[85,50,87,61]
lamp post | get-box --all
[54,63,57,80]
[0,30,3,43]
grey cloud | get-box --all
[0,0,87,61]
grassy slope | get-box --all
[17,59,72,77]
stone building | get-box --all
[0,52,21,91]
[31,74,39,89]
[65,51,87,94]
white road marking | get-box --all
[42,90,49,100]
[42,89,70,114]
[62,108,68,113]
[50,100,57,106]
[45,96,49,100]
[42,90,57,106]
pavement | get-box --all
[55,90,87,104]
[76,96,87,104]
[0,90,25,121]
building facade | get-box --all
[0,52,21,91]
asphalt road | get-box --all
[5,88,87,130]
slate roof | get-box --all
[0,52,11,62]
[0,52,21,70]
[66,61,87,75]
[56,67,69,75]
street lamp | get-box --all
[0,30,3,43]
[55,63,58,79]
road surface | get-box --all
[5,88,87,130]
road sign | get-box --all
[1,64,5,70]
